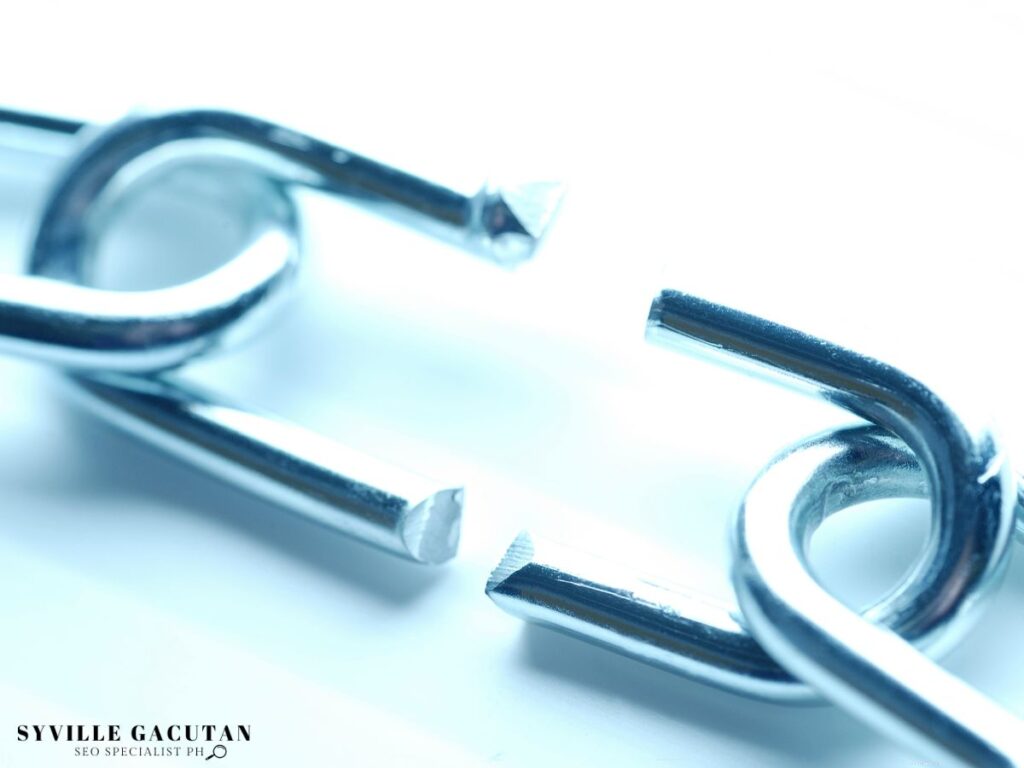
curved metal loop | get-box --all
[0,117,298,371]
[23,108,564,280]
[485,427,929,701]
[647,291,1016,648]
[488,290,1016,700]
[735,426,1023,767]
[0,106,564,372]
[4,106,562,564]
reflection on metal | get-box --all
[1,106,562,562]
[490,291,1021,765]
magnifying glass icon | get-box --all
[205,745,228,760]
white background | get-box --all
[1,2,1024,766]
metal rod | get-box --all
[488,427,929,701]
[0,106,537,563]
[487,532,797,700]
[0,107,564,267]
[70,373,462,564]
[488,290,1016,709]
[736,427,1023,767]
[0,114,301,372]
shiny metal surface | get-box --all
[1017,485,1024,542]
[647,292,1015,654]
[7,107,564,274]
[0,113,298,371]
[3,105,561,563]
[488,531,797,699]
[486,427,923,701]
[488,290,1016,702]
[70,374,462,564]
[0,107,563,371]
[736,427,1023,767]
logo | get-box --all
[16,724,251,760]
